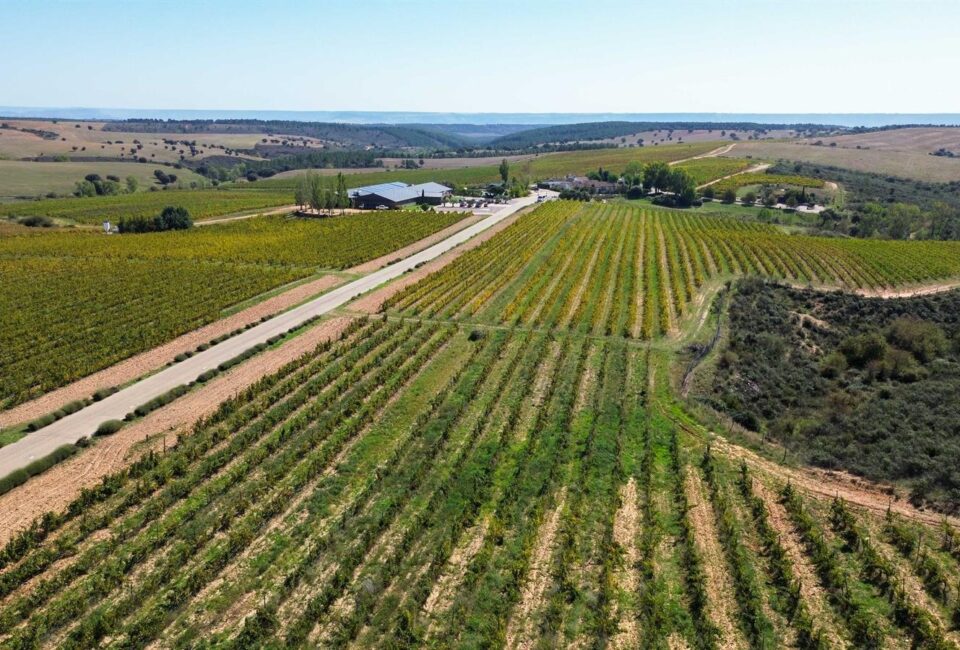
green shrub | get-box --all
[95,420,124,436]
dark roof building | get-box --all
[348,181,452,209]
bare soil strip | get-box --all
[505,489,567,650]
[0,274,343,429]
[611,478,641,649]
[0,317,354,546]
[684,470,748,650]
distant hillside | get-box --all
[490,120,843,149]
[101,119,471,150]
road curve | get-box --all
[0,192,549,478]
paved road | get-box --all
[0,192,551,478]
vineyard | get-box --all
[709,172,826,194]
[672,157,752,186]
[0,210,467,408]
[2,313,959,648]
[385,201,960,338]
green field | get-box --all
[0,160,207,202]
[0,186,293,225]
[0,210,468,408]
[2,201,959,649]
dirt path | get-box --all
[669,143,736,166]
[696,162,771,190]
[0,317,354,546]
[709,435,960,529]
[0,274,343,429]
[194,204,297,226]
[857,280,960,299]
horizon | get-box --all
[4,107,960,128]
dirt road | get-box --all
[669,143,736,166]
[0,192,551,479]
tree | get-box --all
[125,176,138,193]
[335,172,349,212]
[623,161,644,187]
[499,159,510,184]
[721,188,737,204]
[741,191,757,206]
[74,180,97,197]
[643,161,671,194]
[294,180,306,210]
[158,206,191,230]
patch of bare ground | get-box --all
[0,316,354,546]
[684,470,747,650]
[752,479,849,648]
[610,478,640,649]
[668,632,693,650]
[347,212,484,274]
[349,210,525,314]
[0,274,343,430]
[505,488,567,650]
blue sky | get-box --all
[1,0,958,113]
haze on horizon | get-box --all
[2,0,959,115]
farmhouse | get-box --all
[348,181,452,209]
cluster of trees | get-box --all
[293,172,350,213]
[816,201,960,240]
[74,173,140,197]
[770,161,960,240]
[118,206,192,233]
[557,160,697,206]
[703,279,960,512]
[153,169,178,186]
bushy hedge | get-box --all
[0,444,80,496]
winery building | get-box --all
[348,181,452,209]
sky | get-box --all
[2,0,959,114]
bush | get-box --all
[0,444,80,496]
[92,386,119,401]
[886,317,948,362]
[17,215,55,228]
[118,206,192,234]
[95,420,124,436]
[26,413,56,432]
